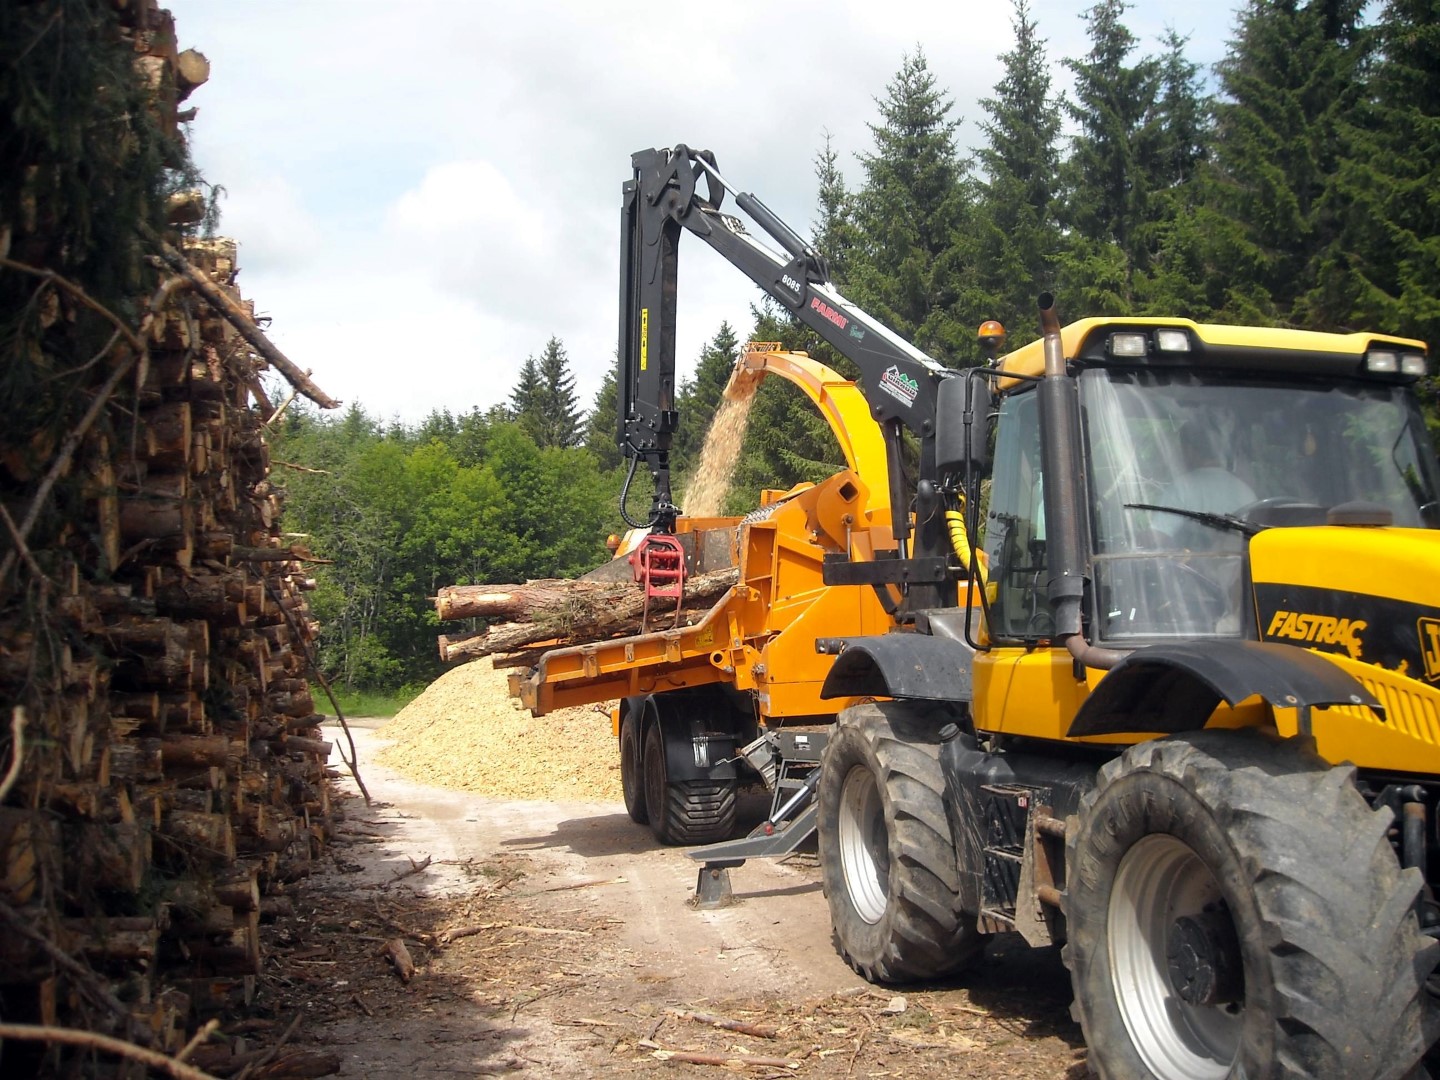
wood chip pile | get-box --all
[376,659,623,803]
[0,2,341,1071]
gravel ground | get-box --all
[262,719,1088,1078]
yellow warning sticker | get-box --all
[640,308,649,371]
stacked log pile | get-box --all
[0,1,341,1072]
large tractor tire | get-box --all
[641,721,736,846]
[817,701,983,983]
[619,708,647,825]
[1065,728,1438,1080]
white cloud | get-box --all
[209,172,323,275]
[384,160,553,313]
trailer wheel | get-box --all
[1065,729,1438,1080]
[642,721,736,846]
[619,710,647,825]
[817,701,982,983]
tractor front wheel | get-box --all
[817,701,982,983]
[1065,729,1437,1080]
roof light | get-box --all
[1400,353,1428,377]
[1155,329,1190,353]
[1110,333,1147,358]
[1366,350,1399,373]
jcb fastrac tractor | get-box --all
[516,145,1440,1078]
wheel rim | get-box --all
[837,764,889,924]
[1108,834,1242,1080]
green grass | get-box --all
[324,684,424,720]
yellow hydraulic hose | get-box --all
[945,507,988,587]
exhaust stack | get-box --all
[1035,294,1125,671]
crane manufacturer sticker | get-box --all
[640,308,649,371]
[1421,618,1440,683]
[879,365,920,408]
[810,296,848,330]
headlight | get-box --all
[1400,353,1428,377]
[1366,350,1399,373]
[1109,333,1147,357]
[1155,329,1191,353]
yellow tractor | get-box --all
[515,145,1440,1078]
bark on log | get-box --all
[435,567,737,662]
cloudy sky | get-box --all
[165,0,1241,424]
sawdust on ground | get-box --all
[374,658,623,802]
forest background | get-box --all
[266,0,1440,700]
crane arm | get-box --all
[619,144,955,546]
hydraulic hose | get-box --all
[944,508,988,587]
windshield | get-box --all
[1082,369,1440,643]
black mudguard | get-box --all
[1067,639,1380,736]
[645,690,739,782]
[819,633,974,702]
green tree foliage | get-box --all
[583,367,622,471]
[1319,0,1440,354]
[813,132,860,284]
[509,336,583,448]
[973,0,1064,334]
[272,402,613,690]
[1130,29,1217,315]
[848,48,977,360]
[1057,0,1162,310]
[1208,0,1367,323]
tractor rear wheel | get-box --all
[817,701,982,983]
[619,709,647,825]
[1065,729,1438,1080]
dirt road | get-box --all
[263,721,1086,1077]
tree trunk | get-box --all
[434,567,737,663]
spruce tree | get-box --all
[1132,28,1216,315]
[1057,0,1162,311]
[974,0,1064,336]
[813,132,858,285]
[1321,0,1440,348]
[511,336,583,449]
[1208,0,1367,324]
[848,48,976,360]
[583,368,622,471]
[507,355,542,429]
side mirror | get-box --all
[935,374,991,473]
